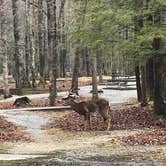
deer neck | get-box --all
[69,100,79,110]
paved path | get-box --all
[0,85,137,104]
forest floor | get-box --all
[0,79,165,165]
[0,97,165,165]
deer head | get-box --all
[62,93,80,106]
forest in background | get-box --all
[0,0,165,114]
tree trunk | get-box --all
[0,0,10,98]
[97,54,103,83]
[154,55,166,115]
[140,65,148,106]
[70,0,88,93]
[38,0,45,82]
[86,49,90,76]
[71,48,80,95]
[2,33,10,98]
[153,37,166,115]
[153,5,166,115]
[146,58,154,100]
[59,0,66,77]
[12,0,23,90]
[30,0,37,88]
[47,0,58,106]
[24,0,31,88]
[91,56,98,100]
[135,66,142,102]
[43,15,49,82]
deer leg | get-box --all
[83,106,91,131]
[99,107,111,130]
[98,108,110,130]
[106,107,111,131]
[84,115,88,131]
[106,118,111,131]
[84,121,88,131]
[84,113,91,131]
[87,113,91,130]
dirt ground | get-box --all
[0,87,165,165]
[0,107,165,165]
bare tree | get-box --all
[0,0,10,97]
[47,0,58,106]
[91,55,98,100]
[12,0,24,90]
[38,0,45,82]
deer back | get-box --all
[86,100,99,113]
[67,99,89,116]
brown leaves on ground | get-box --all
[121,129,166,145]
[46,106,166,131]
[0,102,14,109]
[0,116,31,142]
[111,106,165,130]
[45,106,166,145]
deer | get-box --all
[63,94,111,131]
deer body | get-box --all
[66,98,110,130]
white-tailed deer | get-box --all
[63,95,111,130]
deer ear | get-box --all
[62,96,69,100]
[68,89,74,96]
[68,92,79,99]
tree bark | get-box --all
[47,0,58,106]
[2,33,10,98]
[30,0,37,88]
[97,54,103,83]
[153,7,166,115]
[38,0,45,81]
[70,0,88,94]
[12,0,23,90]
[135,66,142,102]
[59,0,67,77]
[0,0,10,98]
[91,56,98,100]
[24,0,31,88]
[140,65,148,106]
[146,58,154,100]
[153,38,166,115]
[71,48,80,95]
